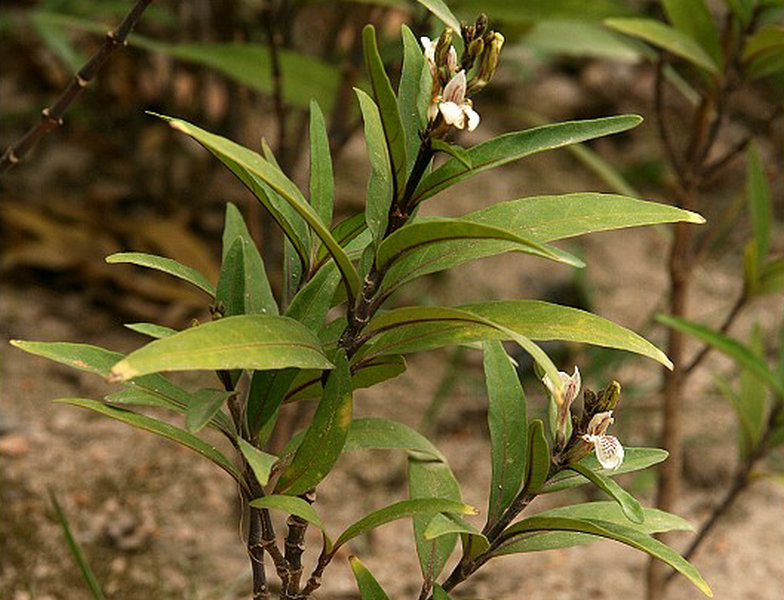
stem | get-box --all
[284,492,315,597]
[262,0,288,165]
[0,0,156,176]
[248,510,271,600]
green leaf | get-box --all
[567,462,645,523]
[746,143,771,264]
[431,139,472,169]
[416,0,461,34]
[412,116,643,205]
[30,13,341,112]
[362,25,407,204]
[605,18,719,74]
[382,193,702,294]
[186,389,234,433]
[494,501,692,554]
[355,88,394,246]
[714,375,755,459]
[408,456,462,580]
[657,314,784,396]
[247,368,299,442]
[343,418,443,460]
[424,513,490,555]
[743,25,784,62]
[335,498,477,549]
[739,325,769,450]
[275,351,353,495]
[10,340,121,377]
[286,263,342,331]
[483,341,527,526]
[109,315,333,381]
[216,238,246,317]
[398,25,426,174]
[350,556,391,600]
[49,491,106,600]
[376,218,574,273]
[57,398,243,484]
[757,258,784,296]
[159,115,360,301]
[356,305,563,387]
[250,495,328,539]
[223,203,278,315]
[523,20,642,63]
[463,300,673,369]
[106,252,215,296]
[124,323,176,339]
[309,100,334,230]
[238,439,278,487]
[497,516,713,597]
[524,420,550,495]
[543,448,669,493]
[662,0,722,66]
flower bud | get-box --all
[435,28,455,85]
[468,32,504,94]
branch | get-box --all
[0,0,155,176]
[284,491,315,597]
[262,0,288,165]
[654,58,685,185]
[682,291,747,376]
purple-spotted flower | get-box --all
[582,411,625,470]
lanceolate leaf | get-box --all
[463,301,673,369]
[360,302,671,371]
[286,263,342,331]
[216,238,246,317]
[356,88,394,246]
[497,516,713,597]
[275,351,353,495]
[657,314,783,396]
[57,398,243,484]
[223,203,278,315]
[158,115,360,301]
[543,448,669,493]
[411,116,643,204]
[106,252,215,296]
[381,193,703,294]
[398,25,426,174]
[247,368,299,442]
[250,495,326,534]
[605,18,719,74]
[109,315,333,381]
[567,462,645,523]
[9,341,234,434]
[309,100,334,231]
[424,513,490,555]
[342,418,443,460]
[350,556,391,600]
[661,0,721,66]
[483,341,528,525]
[416,0,461,34]
[362,25,407,203]
[356,305,562,387]
[408,456,462,580]
[375,218,573,273]
[494,501,692,554]
[746,143,771,263]
[335,498,477,548]
[124,323,176,339]
[524,420,550,495]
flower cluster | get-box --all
[420,16,504,133]
[542,368,625,470]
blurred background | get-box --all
[1,1,782,599]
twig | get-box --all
[284,491,315,597]
[0,0,155,176]
[682,292,747,376]
[248,509,271,600]
[654,58,684,185]
[262,0,288,165]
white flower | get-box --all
[543,365,581,408]
[421,36,437,78]
[582,411,625,470]
[438,71,480,131]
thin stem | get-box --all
[655,59,684,185]
[262,0,288,164]
[0,0,155,176]
[682,292,747,376]
[248,510,271,600]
